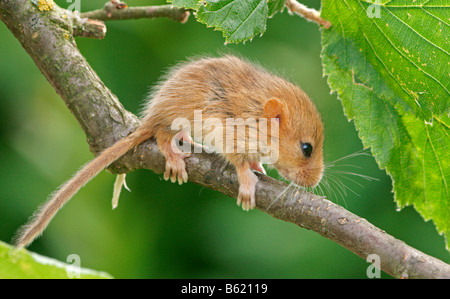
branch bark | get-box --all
[1,0,449,279]
[80,1,190,24]
[72,16,107,39]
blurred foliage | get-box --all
[0,0,448,278]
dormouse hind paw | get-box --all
[157,131,192,185]
[163,153,190,185]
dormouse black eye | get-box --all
[301,143,313,158]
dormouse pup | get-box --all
[14,55,324,249]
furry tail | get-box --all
[13,129,152,249]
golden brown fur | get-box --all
[14,55,324,249]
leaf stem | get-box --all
[285,0,331,29]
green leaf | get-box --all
[321,0,450,249]
[196,0,269,44]
[0,241,113,278]
[167,0,202,10]
[268,0,286,17]
[168,0,287,43]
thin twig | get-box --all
[1,0,449,279]
[80,1,190,24]
[70,0,189,39]
[285,0,331,29]
[72,16,107,39]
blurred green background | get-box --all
[0,0,448,278]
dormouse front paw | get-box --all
[235,163,258,211]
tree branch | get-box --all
[1,0,449,279]
[72,16,107,39]
[80,1,190,24]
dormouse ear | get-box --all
[263,98,285,121]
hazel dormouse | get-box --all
[14,55,324,249]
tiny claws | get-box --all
[164,166,171,181]
[237,191,256,211]
[170,173,177,184]
[178,169,188,185]
[163,155,188,185]
[159,132,192,186]
[235,163,258,211]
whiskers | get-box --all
[267,149,378,210]
[268,181,297,210]
[319,149,378,206]
[324,149,373,166]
